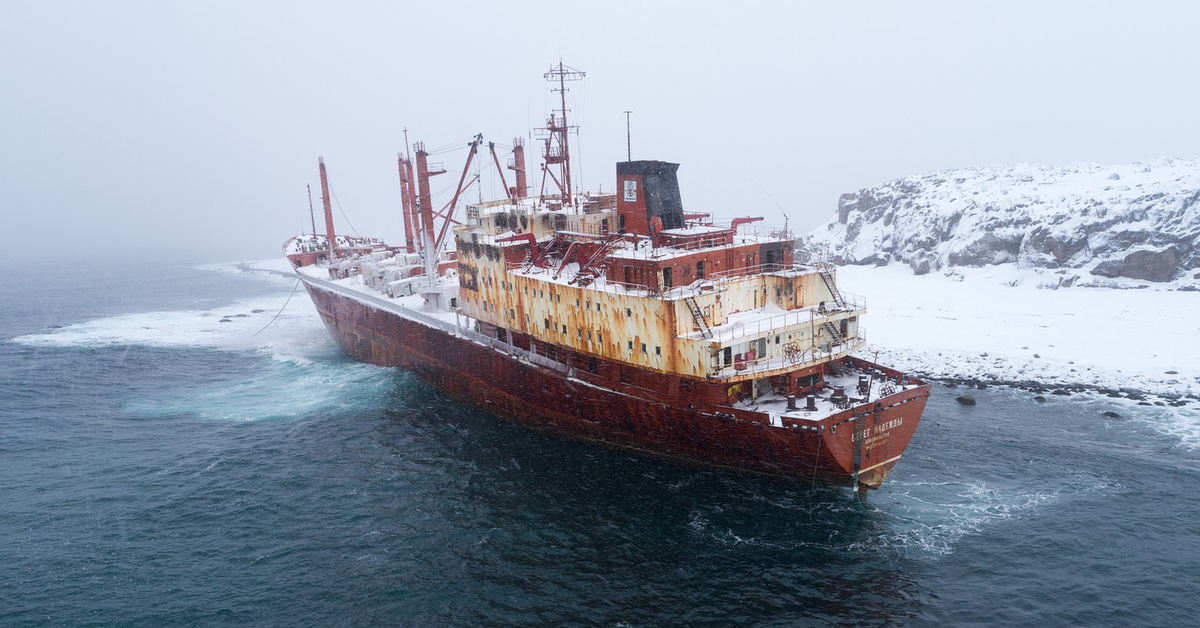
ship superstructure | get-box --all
[284,64,929,493]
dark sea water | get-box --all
[2,260,1198,627]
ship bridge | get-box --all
[451,160,867,391]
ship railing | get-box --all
[731,225,795,242]
[657,234,735,251]
[710,333,867,378]
[709,263,791,281]
[703,304,866,344]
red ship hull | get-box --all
[301,274,929,490]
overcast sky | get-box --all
[3,1,1198,263]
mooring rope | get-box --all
[253,277,301,336]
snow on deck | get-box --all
[734,366,922,423]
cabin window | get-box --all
[554,322,559,332]
[587,331,593,341]
[624,266,632,285]
[545,318,550,329]
[596,302,601,312]
[598,332,603,343]
[577,328,582,339]
[618,213,626,233]
[662,268,673,289]
[587,357,598,373]
[628,340,633,352]
[775,335,780,344]
[655,346,661,356]
[641,343,647,354]
[723,347,732,366]
[576,298,580,307]
[585,300,590,310]
[509,309,515,319]
[626,307,632,317]
[556,294,561,303]
[496,327,506,340]
[450,297,457,308]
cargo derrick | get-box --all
[284,63,929,492]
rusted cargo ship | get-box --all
[285,64,929,492]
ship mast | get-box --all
[413,143,445,282]
[539,61,584,205]
[397,154,416,253]
[318,157,336,258]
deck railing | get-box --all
[709,329,868,378]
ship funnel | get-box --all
[616,160,684,236]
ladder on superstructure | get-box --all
[684,296,713,339]
[822,320,844,347]
[817,263,846,309]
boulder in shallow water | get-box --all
[956,394,977,406]
[1102,411,1121,419]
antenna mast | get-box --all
[538,61,584,204]
[306,184,318,237]
[623,111,632,161]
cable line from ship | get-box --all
[330,190,361,238]
[253,278,301,337]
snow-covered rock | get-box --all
[803,157,1200,287]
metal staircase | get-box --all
[684,296,713,339]
[817,263,846,309]
[823,320,843,346]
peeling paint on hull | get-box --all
[301,275,929,490]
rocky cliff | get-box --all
[803,157,1200,287]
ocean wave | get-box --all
[856,480,1058,558]
[861,471,1117,559]
[11,292,326,364]
[197,258,299,283]
[126,358,397,421]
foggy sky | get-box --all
[3,1,1198,264]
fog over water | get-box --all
[3,1,1198,263]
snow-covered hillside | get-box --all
[804,157,1200,289]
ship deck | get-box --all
[730,365,923,424]
[292,262,909,428]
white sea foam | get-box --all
[127,358,396,421]
[197,258,299,282]
[10,258,400,421]
[13,257,327,363]
[865,471,1118,559]
[12,293,325,361]
[865,480,1058,558]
